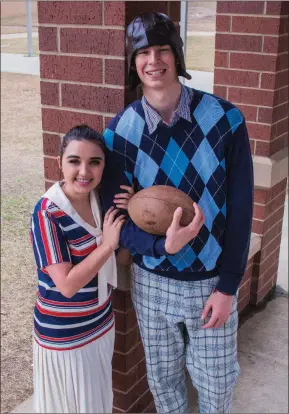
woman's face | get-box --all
[58,139,105,196]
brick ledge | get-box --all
[253,147,288,189]
[248,232,262,260]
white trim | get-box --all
[41,104,117,118]
[41,79,124,90]
[40,24,125,30]
[34,306,107,329]
[180,1,188,86]
[39,280,97,293]
[40,51,125,60]
[248,233,262,260]
[253,148,289,189]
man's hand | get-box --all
[201,291,234,329]
[165,203,205,255]
[113,185,135,210]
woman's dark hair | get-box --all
[60,125,106,163]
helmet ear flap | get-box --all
[130,51,137,71]
[126,12,192,88]
[171,47,182,73]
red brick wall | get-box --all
[214,1,288,306]
[238,257,254,313]
[112,290,153,413]
[38,2,180,411]
[214,1,289,157]
[252,178,287,303]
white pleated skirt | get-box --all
[33,326,115,414]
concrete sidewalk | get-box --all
[277,195,288,292]
[1,32,38,40]
[184,69,214,93]
[232,294,288,413]
[11,292,288,414]
[1,53,40,76]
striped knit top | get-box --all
[30,182,114,351]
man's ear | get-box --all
[57,156,61,169]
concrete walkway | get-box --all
[233,293,288,413]
[187,31,215,36]
[184,69,214,93]
[1,53,40,76]
[277,195,288,292]
[11,292,288,414]
[1,32,38,40]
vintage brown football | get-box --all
[128,185,195,235]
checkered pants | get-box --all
[131,264,240,414]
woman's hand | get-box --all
[113,185,135,210]
[102,207,126,251]
[165,203,205,255]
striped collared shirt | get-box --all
[141,84,193,134]
[30,183,114,351]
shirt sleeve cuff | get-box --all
[154,238,166,257]
[216,269,243,295]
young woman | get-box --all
[30,125,134,413]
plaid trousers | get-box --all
[131,264,240,414]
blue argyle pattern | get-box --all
[103,88,244,274]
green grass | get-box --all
[186,35,215,72]
[1,195,32,234]
[1,72,43,414]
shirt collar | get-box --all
[43,182,102,237]
[141,84,193,134]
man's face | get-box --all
[134,44,178,90]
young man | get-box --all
[101,12,253,414]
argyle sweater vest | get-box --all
[101,88,254,295]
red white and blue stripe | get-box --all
[30,187,114,351]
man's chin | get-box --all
[143,79,168,89]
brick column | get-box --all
[214,1,288,306]
[38,1,181,412]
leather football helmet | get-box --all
[126,12,191,89]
